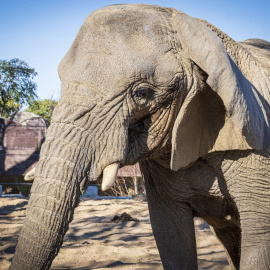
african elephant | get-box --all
[10,4,270,270]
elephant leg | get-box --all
[210,225,241,270]
[238,191,270,268]
[239,214,270,270]
[240,229,270,269]
[231,152,270,270]
[147,193,197,270]
[141,162,197,270]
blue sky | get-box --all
[0,0,269,101]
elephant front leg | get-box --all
[142,163,197,270]
[233,152,270,270]
[239,211,270,270]
[240,226,270,269]
[149,201,197,270]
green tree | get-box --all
[26,99,58,125]
[0,58,37,118]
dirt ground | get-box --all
[0,197,230,270]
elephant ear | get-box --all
[170,11,270,170]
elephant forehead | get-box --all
[59,4,180,98]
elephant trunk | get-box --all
[10,122,91,270]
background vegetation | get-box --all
[0,58,37,118]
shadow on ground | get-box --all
[0,198,229,270]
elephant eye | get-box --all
[132,87,152,106]
[134,87,150,98]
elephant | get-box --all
[10,4,270,270]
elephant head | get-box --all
[11,4,270,269]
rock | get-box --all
[111,212,140,223]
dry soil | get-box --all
[0,197,230,269]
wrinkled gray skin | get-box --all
[11,4,270,270]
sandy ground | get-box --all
[0,197,230,270]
